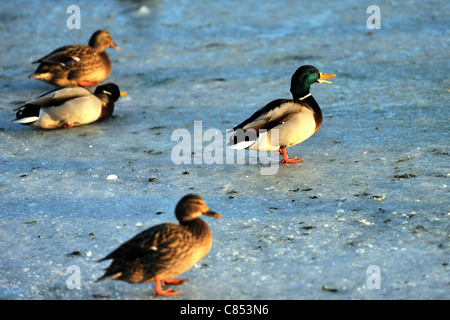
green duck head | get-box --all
[290,65,335,100]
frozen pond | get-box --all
[0,0,448,300]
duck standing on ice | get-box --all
[96,194,221,296]
[228,65,335,163]
[29,30,120,87]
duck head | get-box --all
[175,194,221,223]
[290,65,335,100]
[89,30,121,51]
[94,83,122,102]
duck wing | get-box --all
[20,87,92,108]
[98,223,188,262]
[96,223,195,282]
[231,99,305,132]
[32,45,83,66]
[228,99,308,148]
[32,45,102,73]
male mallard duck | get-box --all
[228,65,335,163]
[96,194,221,296]
[11,83,125,129]
[29,30,120,87]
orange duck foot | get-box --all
[153,275,185,296]
[153,287,179,296]
[63,123,72,128]
[77,80,100,87]
[278,148,304,163]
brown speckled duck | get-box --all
[29,30,120,87]
[96,194,221,296]
[11,83,125,129]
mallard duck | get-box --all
[29,30,120,87]
[11,83,125,129]
[228,65,335,163]
[96,194,221,296]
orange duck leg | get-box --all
[77,80,101,87]
[278,148,303,163]
[153,274,186,296]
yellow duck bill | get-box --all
[317,72,336,84]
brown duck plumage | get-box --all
[29,30,120,87]
[96,194,221,296]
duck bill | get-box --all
[317,72,336,84]
[204,210,222,219]
[110,42,121,50]
[120,91,128,97]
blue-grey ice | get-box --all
[0,0,448,300]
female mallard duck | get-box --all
[228,65,335,163]
[29,30,120,87]
[11,83,124,129]
[96,194,221,296]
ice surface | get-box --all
[0,0,448,300]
